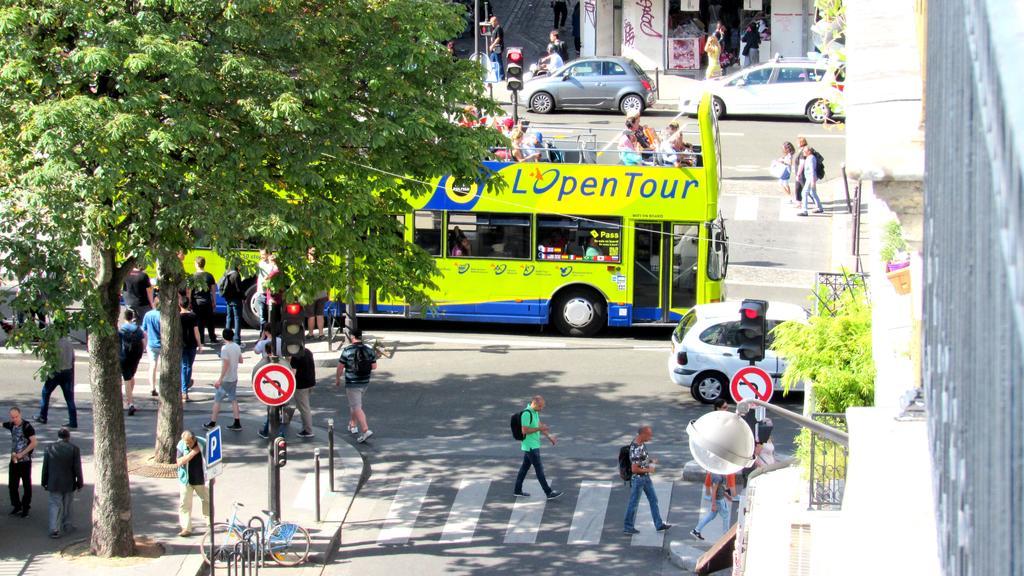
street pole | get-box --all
[267,405,282,520]
[512,90,519,124]
[474,0,480,58]
[208,477,216,576]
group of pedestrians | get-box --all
[774,136,826,216]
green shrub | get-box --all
[880,220,909,263]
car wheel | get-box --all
[806,98,833,123]
[242,284,261,329]
[551,288,605,337]
[711,96,726,119]
[690,372,727,404]
[619,93,645,115]
[530,92,555,114]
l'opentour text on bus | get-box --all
[362,93,728,336]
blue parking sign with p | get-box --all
[206,426,223,468]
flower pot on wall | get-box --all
[886,266,912,295]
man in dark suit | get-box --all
[41,427,83,538]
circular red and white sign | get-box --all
[729,366,774,403]
[252,363,296,407]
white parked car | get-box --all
[667,301,808,404]
[679,57,843,123]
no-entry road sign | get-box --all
[729,365,774,403]
[252,363,296,407]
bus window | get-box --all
[672,223,699,309]
[413,211,442,256]
[448,212,532,259]
[536,215,621,262]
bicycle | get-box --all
[200,502,311,567]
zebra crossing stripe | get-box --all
[779,197,803,221]
[503,480,546,544]
[377,478,431,545]
[630,481,674,547]
[567,481,612,545]
[440,479,491,543]
[733,196,760,221]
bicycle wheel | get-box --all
[199,523,243,567]
[267,522,311,566]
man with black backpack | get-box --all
[218,264,245,346]
[335,328,377,443]
[512,395,563,500]
[622,425,672,535]
[797,146,825,216]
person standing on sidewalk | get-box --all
[797,146,825,216]
[205,329,243,432]
[335,329,377,444]
[118,311,146,416]
[547,30,569,62]
[488,16,505,81]
[287,347,316,438]
[691,472,730,540]
[141,296,162,398]
[513,395,563,500]
[179,295,203,403]
[191,257,218,346]
[623,425,672,535]
[552,0,568,32]
[122,265,154,326]
[219,264,245,346]
[41,427,83,538]
[4,407,36,517]
[35,337,77,428]
[175,430,209,537]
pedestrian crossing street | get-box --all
[722,194,811,223]
[344,471,730,550]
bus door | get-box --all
[670,223,700,314]
[633,222,701,323]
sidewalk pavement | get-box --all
[0,338,366,576]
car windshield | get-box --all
[674,310,698,342]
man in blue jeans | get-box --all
[691,471,730,540]
[35,337,77,428]
[513,395,562,500]
[623,425,672,535]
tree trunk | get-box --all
[89,246,137,557]
[153,252,185,464]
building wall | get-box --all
[923,1,1024,575]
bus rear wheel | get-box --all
[242,284,261,329]
[552,289,605,337]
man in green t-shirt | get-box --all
[513,395,563,500]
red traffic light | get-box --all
[285,303,302,316]
[275,437,287,449]
[743,308,760,319]
[508,49,523,64]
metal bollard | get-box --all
[314,448,322,522]
[327,418,335,492]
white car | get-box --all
[679,57,842,123]
[667,301,808,404]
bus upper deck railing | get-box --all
[488,123,706,166]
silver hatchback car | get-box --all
[523,57,657,115]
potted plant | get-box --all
[880,221,911,294]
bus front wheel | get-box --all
[242,284,261,329]
[552,289,605,337]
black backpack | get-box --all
[510,409,535,441]
[813,150,825,179]
[543,141,563,163]
[350,344,374,378]
[618,445,633,482]
[119,326,144,360]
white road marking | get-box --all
[796,133,846,139]
[733,196,760,221]
[630,481,674,547]
[377,478,431,545]
[779,197,803,222]
[440,479,492,543]
[568,481,612,545]
[504,480,547,544]
[393,335,567,349]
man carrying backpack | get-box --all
[335,328,377,443]
[797,146,825,216]
[118,309,146,416]
[623,425,672,535]
[513,395,563,500]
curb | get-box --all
[668,540,704,572]
[309,439,369,571]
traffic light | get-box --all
[281,302,305,357]
[274,437,288,468]
[478,20,493,38]
[737,299,768,363]
[506,47,524,91]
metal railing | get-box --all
[807,413,848,510]
[813,271,868,317]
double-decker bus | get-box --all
[180,93,728,336]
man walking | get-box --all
[191,256,218,345]
[41,427,83,538]
[623,425,672,534]
[122,265,154,326]
[35,337,77,428]
[141,296,162,397]
[287,347,316,438]
[205,329,243,432]
[175,430,209,537]
[119,310,146,416]
[513,395,563,500]
[552,0,568,30]
[4,406,37,517]
[335,329,377,444]
[691,471,730,540]
[219,264,245,345]
[797,146,825,216]
[488,16,506,81]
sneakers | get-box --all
[513,491,531,498]
[33,416,46,424]
[62,422,77,429]
[797,211,809,217]
[546,490,563,500]
[297,429,314,438]
[203,421,217,430]
[49,531,60,539]
[127,405,136,416]
[8,507,20,516]
[257,429,268,439]
[623,528,640,535]
[178,529,192,537]
[814,209,825,214]
[151,390,159,397]
[356,430,374,443]
[657,523,673,532]
[690,529,704,541]
[348,426,359,434]
[227,422,243,431]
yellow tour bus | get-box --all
[178,94,728,336]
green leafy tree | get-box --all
[0,0,499,556]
